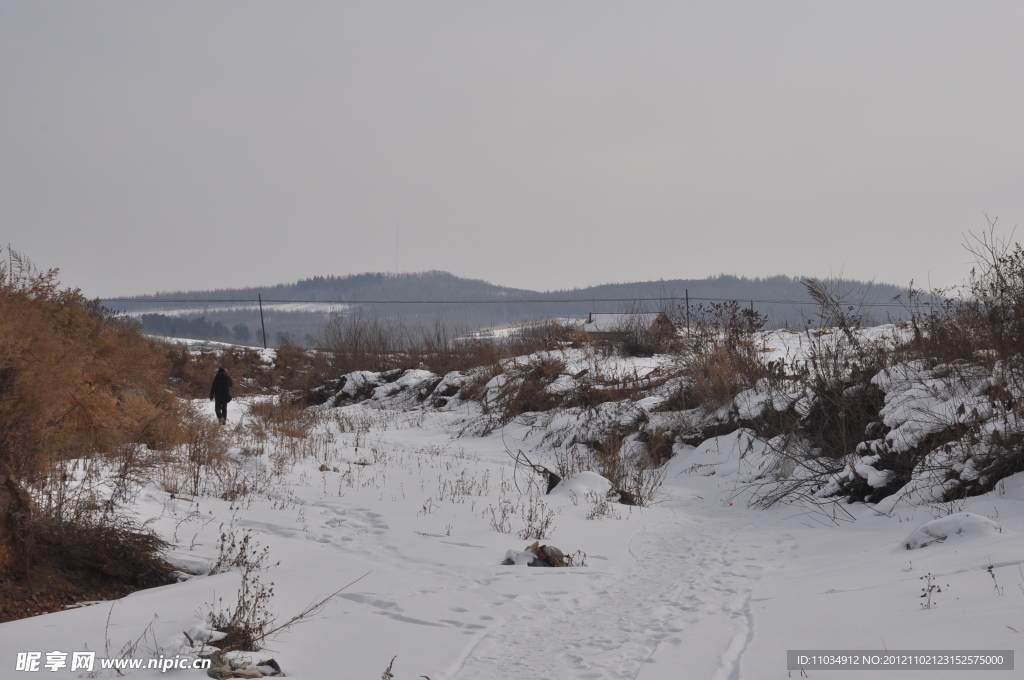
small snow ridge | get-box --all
[903,512,1006,550]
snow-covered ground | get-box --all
[3,335,1023,679]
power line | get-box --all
[101,296,936,308]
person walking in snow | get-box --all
[209,367,233,425]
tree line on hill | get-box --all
[139,314,254,343]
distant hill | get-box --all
[105,271,915,346]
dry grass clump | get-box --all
[681,346,763,411]
[246,399,323,440]
[663,300,770,411]
[795,338,888,460]
[179,411,231,497]
[874,225,1024,498]
[205,529,277,652]
[747,228,1024,506]
[481,350,665,426]
[18,509,173,586]
[963,428,1024,496]
[638,426,675,467]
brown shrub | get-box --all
[586,430,666,507]
[0,252,181,481]
[17,510,172,586]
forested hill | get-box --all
[136,271,533,304]
[108,271,914,345]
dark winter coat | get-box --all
[210,369,233,403]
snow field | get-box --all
[3,333,1024,678]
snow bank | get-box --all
[903,512,1006,550]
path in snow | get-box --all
[447,492,794,680]
[222,416,798,680]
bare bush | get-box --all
[206,529,277,652]
[856,224,1024,502]
[316,308,409,375]
[616,307,677,358]
[587,430,666,507]
[584,490,620,520]
[486,498,515,534]
[489,356,567,422]
[518,495,556,540]
[4,471,174,621]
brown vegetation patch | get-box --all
[315,310,578,378]
[246,399,322,439]
[0,252,180,622]
[1,505,174,623]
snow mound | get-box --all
[903,512,1005,550]
[549,471,613,499]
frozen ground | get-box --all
[2,351,1023,678]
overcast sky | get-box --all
[2,2,1022,298]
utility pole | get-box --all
[685,289,690,336]
[258,294,267,349]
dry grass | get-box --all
[652,299,773,412]
[489,356,567,421]
[680,346,763,410]
[584,430,666,507]
[246,399,324,440]
[316,310,577,378]
[0,251,184,482]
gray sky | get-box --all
[2,2,1022,298]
